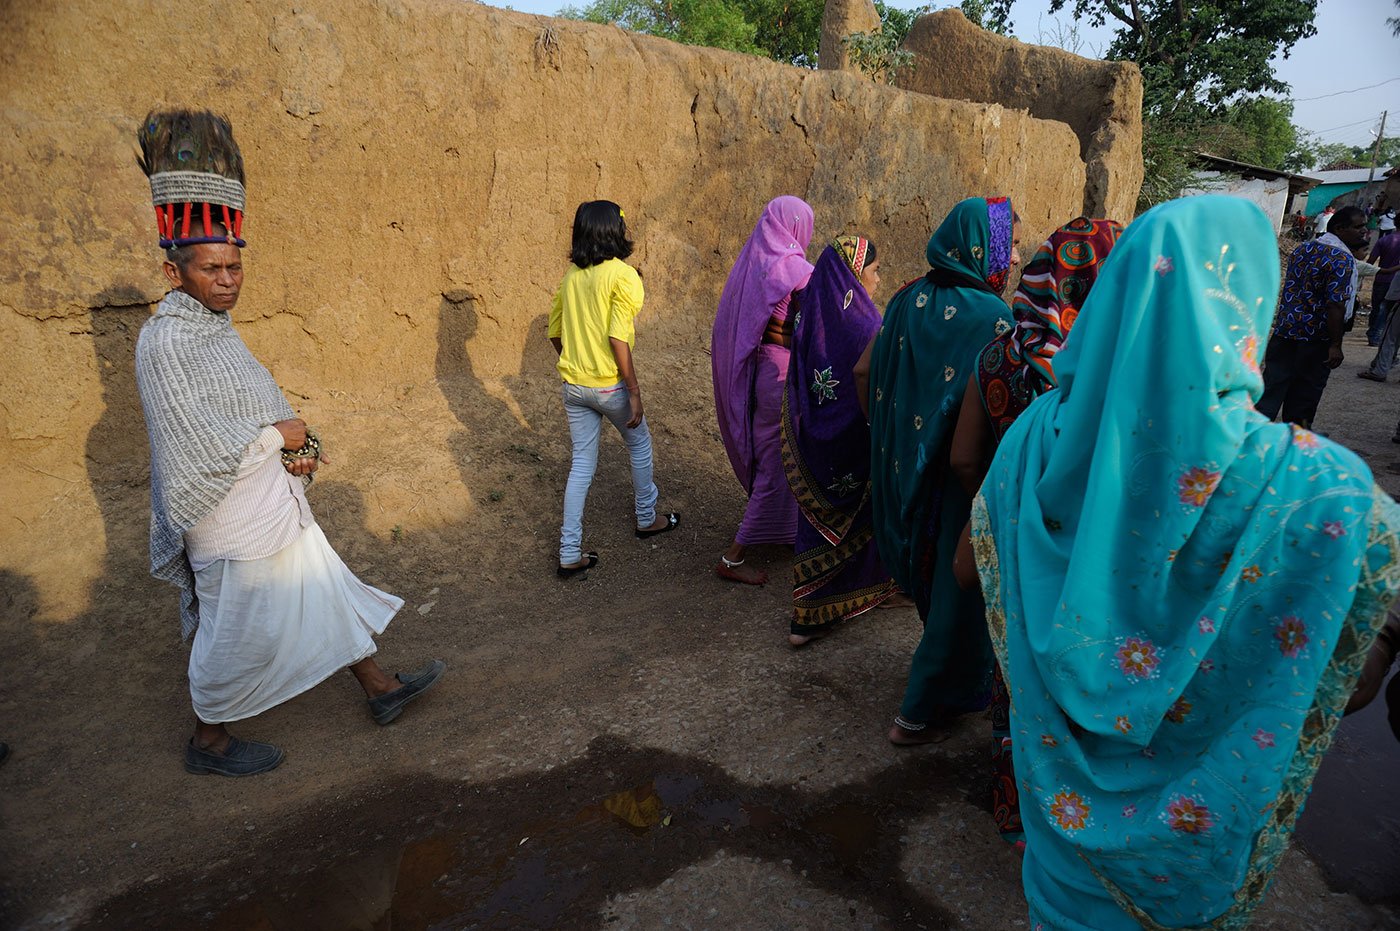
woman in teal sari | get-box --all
[862,196,1021,744]
[969,195,1400,929]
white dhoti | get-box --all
[189,522,403,723]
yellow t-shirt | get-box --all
[548,257,645,387]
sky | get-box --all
[488,0,1399,149]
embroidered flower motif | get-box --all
[842,289,854,310]
[828,473,859,497]
[971,244,985,260]
[1114,715,1132,734]
[1161,794,1213,835]
[943,305,957,320]
[946,247,961,261]
[1167,549,1179,563]
[1291,425,1320,454]
[916,292,929,308]
[1240,334,1260,375]
[1142,747,1156,759]
[1321,520,1345,539]
[994,317,1012,336]
[1218,550,1233,574]
[875,388,883,402]
[1165,696,1192,724]
[1252,728,1276,749]
[1122,804,1137,819]
[1152,875,1171,885]
[913,414,923,430]
[792,310,801,330]
[1115,635,1162,679]
[1041,733,1058,747]
[944,365,955,382]
[1200,659,1215,673]
[1177,466,1221,508]
[1198,616,1215,634]
[1241,564,1262,583]
[1154,256,1174,276]
[1274,615,1308,658]
[1048,789,1091,834]
[810,367,840,404]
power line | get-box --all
[1293,77,1400,102]
[1312,116,1381,135]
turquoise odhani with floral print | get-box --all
[971,196,1400,931]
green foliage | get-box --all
[1197,97,1312,172]
[1030,0,1319,116]
[958,0,1011,34]
[742,0,823,66]
[843,30,914,84]
[873,1,930,47]
[558,0,763,56]
[1311,137,1400,172]
[558,0,823,63]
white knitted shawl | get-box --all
[135,290,297,638]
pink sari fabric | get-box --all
[712,196,815,495]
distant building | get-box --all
[1185,153,1321,232]
[1303,166,1395,217]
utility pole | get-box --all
[1368,110,1388,185]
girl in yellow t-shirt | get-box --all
[548,200,680,577]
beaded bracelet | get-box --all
[281,428,321,468]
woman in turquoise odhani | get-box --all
[970,195,1400,929]
[866,196,1021,745]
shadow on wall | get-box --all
[85,293,161,594]
[434,289,556,491]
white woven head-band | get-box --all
[149,171,246,211]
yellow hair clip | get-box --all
[619,209,626,219]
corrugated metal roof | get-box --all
[1311,167,1394,185]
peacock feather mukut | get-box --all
[137,109,248,249]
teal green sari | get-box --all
[972,195,1400,929]
[869,197,1016,727]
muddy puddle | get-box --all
[1296,668,1400,907]
[83,737,971,930]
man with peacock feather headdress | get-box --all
[133,109,446,777]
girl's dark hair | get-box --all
[865,240,877,265]
[570,200,633,267]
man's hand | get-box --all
[626,390,644,429]
[274,418,307,450]
[1328,344,1345,369]
[283,452,327,477]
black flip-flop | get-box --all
[557,552,598,579]
[635,512,680,539]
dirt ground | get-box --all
[3,309,1400,930]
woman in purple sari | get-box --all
[783,236,896,645]
[712,196,815,585]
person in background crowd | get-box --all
[1257,206,1367,427]
[1364,214,1400,346]
[782,235,897,647]
[711,197,815,586]
[966,195,1400,930]
[857,196,1021,746]
[947,216,1123,847]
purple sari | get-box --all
[782,242,895,632]
[712,198,814,545]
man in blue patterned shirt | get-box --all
[1257,206,1368,427]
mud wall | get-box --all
[0,0,1094,623]
[897,8,1143,222]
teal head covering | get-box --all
[972,195,1400,928]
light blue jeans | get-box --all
[559,381,658,563]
